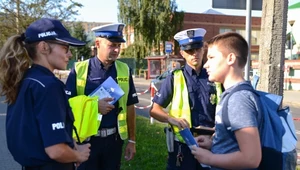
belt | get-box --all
[23,163,74,170]
[95,127,117,137]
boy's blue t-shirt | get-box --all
[211,81,263,170]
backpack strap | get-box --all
[222,83,257,131]
[251,75,260,90]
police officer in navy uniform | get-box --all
[0,18,91,170]
[150,28,217,170]
[65,23,138,170]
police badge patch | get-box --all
[210,93,216,105]
[187,30,195,38]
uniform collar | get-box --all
[94,56,115,69]
[184,64,199,76]
[31,64,55,76]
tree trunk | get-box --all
[258,0,288,96]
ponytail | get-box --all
[0,34,32,104]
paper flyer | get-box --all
[179,128,211,168]
[179,128,198,149]
[89,76,125,104]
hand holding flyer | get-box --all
[179,128,211,168]
[89,76,124,104]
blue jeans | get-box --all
[284,149,297,170]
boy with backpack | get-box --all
[191,31,262,169]
[190,32,297,170]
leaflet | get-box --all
[89,76,124,105]
[179,128,211,168]
[179,128,198,149]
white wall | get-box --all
[287,9,300,57]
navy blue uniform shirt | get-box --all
[65,57,139,128]
[6,64,75,166]
[152,64,216,127]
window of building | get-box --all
[251,53,259,60]
[220,28,261,46]
[251,30,261,45]
[219,28,233,33]
[235,29,246,38]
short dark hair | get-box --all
[207,32,249,68]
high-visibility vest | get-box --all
[169,70,192,143]
[215,82,222,104]
[70,59,130,140]
[69,95,99,142]
[169,70,222,143]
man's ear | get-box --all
[95,38,101,48]
[180,50,185,58]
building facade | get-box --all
[182,11,261,60]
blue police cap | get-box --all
[92,23,126,43]
[25,18,86,46]
[174,28,206,50]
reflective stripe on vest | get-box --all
[115,61,130,140]
[75,60,89,95]
[215,82,222,104]
[169,70,191,143]
[74,59,130,140]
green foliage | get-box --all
[68,22,91,61]
[117,0,184,67]
[0,0,83,47]
[120,41,149,70]
[121,116,168,170]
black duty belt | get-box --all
[23,162,74,170]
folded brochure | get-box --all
[89,76,124,105]
[179,128,211,168]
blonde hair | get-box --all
[0,35,33,104]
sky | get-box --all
[76,0,300,23]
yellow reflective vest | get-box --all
[69,59,130,141]
[169,70,222,143]
[69,95,99,142]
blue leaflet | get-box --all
[89,76,124,104]
[179,128,198,149]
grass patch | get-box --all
[121,116,168,170]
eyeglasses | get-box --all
[46,40,70,54]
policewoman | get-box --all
[0,18,91,170]
[65,23,139,170]
[150,28,218,170]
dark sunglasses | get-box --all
[46,40,70,54]
[184,48,202,55]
